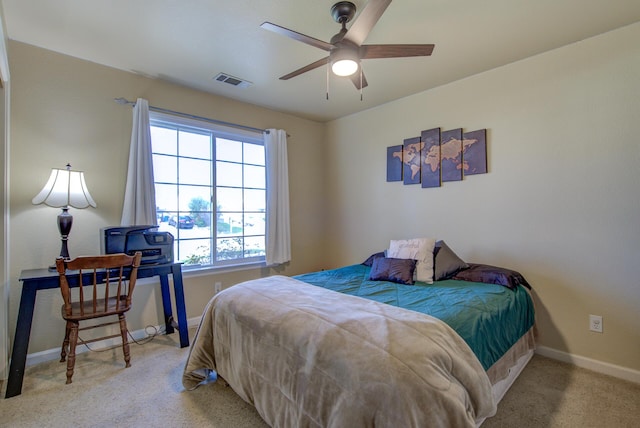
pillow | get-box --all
[369,257,417,285]
[452,263,531,290]
[362,251,386,267]
[387,238,436,284]
[433,240,469,280]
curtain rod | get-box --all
[114,97,274,135]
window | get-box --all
[149,111,266,269]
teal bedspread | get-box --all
[294,264,535,370]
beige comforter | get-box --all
[183,275,496,427]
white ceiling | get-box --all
[3,0,640,122]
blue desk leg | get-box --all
[158,274,175,335]
[5,282,37,398]
[171,264,189,348]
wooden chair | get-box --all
[55,252,142,384]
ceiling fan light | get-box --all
[332,58,359,77]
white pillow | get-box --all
[387,238,437,284]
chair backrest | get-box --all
[55,252,142,318]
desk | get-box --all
[5,262,189,399]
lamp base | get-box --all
[58,208,73,260]
[50,207,74,271]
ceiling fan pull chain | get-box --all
[360,68,363,101]
[326,64,330,100]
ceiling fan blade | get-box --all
[279,57,329,80]
[343,0,392,46]
[350,71,369,89]
[261,22,333,51]
[360,44,435,59]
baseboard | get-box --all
[536,346,640,384]
[25,316,202,367]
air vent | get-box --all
[213,73,253,89]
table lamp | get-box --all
[32,163,97,260]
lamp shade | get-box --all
[32,167,97,209]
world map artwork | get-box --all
[421,127,441,188]
[441,128,463,182]
[386,145,403,181]
[402,136,422,184]
[462,129,487,175]
[386,128,487,187]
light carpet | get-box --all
[1,329,638,427]
[1,330,267,428]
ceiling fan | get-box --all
[261,0,434,90]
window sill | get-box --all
[180,261,267,279]
[132,260,267,287]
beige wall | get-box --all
[325,23,640,371]
[0,31,8,378]
[0,79,7,378]
[8,41,326,353]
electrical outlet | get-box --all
[214,282,222,294]
[589,314,603,333]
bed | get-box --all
[183,240,536,427]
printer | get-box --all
[100,226,174,264]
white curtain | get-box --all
[264,129,291,266]
[121,98,157,226]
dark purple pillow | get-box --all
[369,257,417,285]
[452,263,531,290]
[362,251,385,267]
[433,240,469,280]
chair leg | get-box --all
[60,323,71,362]
[118,314,131,368]
[66,321,79,384]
